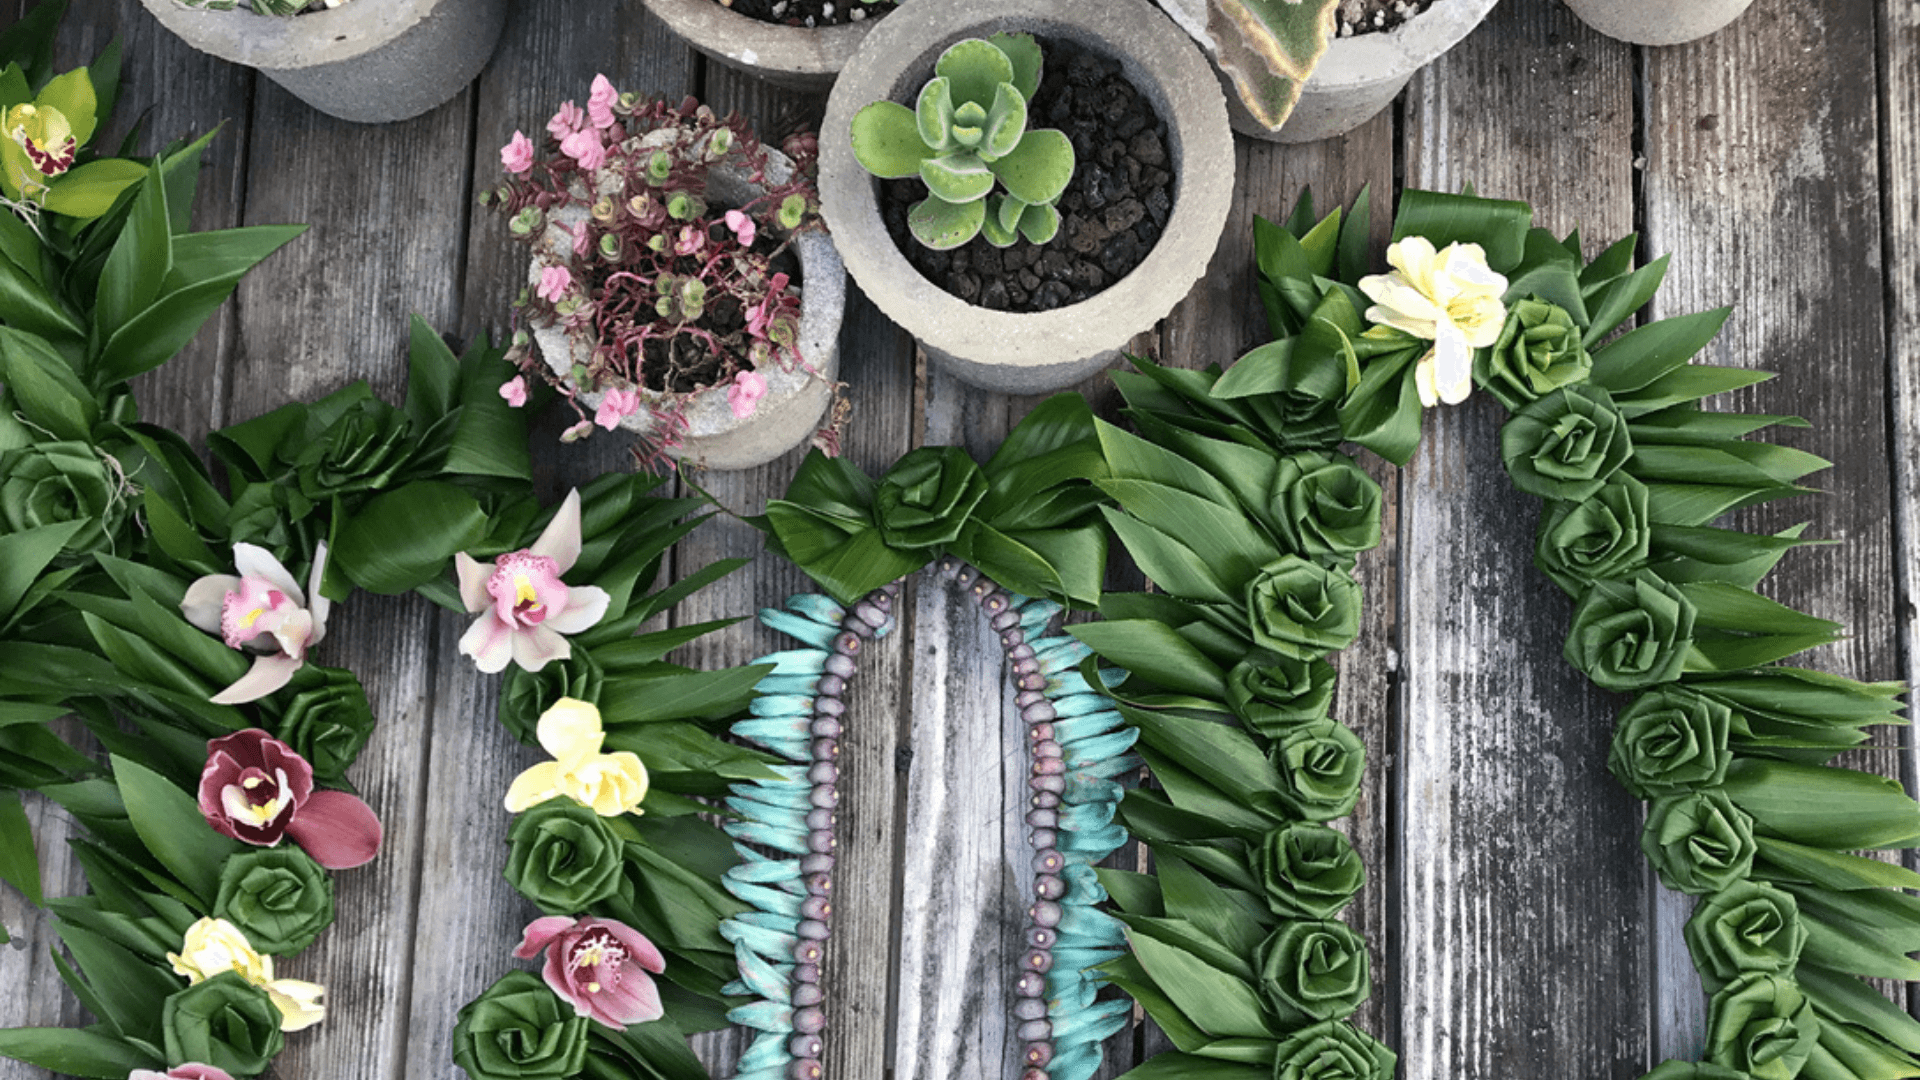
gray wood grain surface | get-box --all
[4,0,1916,1078]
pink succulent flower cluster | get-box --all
[516,915,666,1031]
[197,729,382,870]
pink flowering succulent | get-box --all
[486,81,846,464]
[198,729,382,870]
[515,915,666,1030]
[454,488,610,674]
[181,544,332,705]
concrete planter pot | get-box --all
[639,0,878,92]
[528,149,845,472]
[1562,0,1757,46]
[1156,0,1497,144]
[138,0,506,123]
[819,0,1233,395]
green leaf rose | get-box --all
[213,848,336,955]
[1500,383,1633,501]
[873,445,988,550]
[1642,788,1757,895]
[452,970,591,1080]
[1227,656,1337,734]
[1477,297,1592,410]
[499,649,605,745]
[1272,718,1366,822]
[1256,919,1373,1024]
[1254,822,1366,921]
[505,796,626,914]
[161,971,286,1078]
[1705,973,1820,1080]
[1245,555,1362,661]
[1564,571,1697,692]
[295,398,415,498]
[1271,451,1382,569]
[0,440,129,558]
[267,667,376,786]
[1683,881,1806,992]
[1272,1019,1397,1080]
[1640,1061,1754,1080]
[1534,474,1652,596]
[1607,686,1732,800]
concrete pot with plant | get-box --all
[639,0,892,92]
[1562,0,1757,46]
[819,0,1233,394]
[138,0,506,123]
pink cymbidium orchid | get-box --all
[455,489,610,674]
[515,915,666,1031]
[181,544,332,705]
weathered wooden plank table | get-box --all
[4,0,1918,1077]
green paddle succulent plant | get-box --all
[850,33,1076,250]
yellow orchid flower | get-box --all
[505,698,649,817]
[1358,236,1510,407]
[167,917,327,1032]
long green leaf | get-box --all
[111,754,241,901]
[0,789,42,905]
[94,162,169,340]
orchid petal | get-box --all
[455,552,494,613]
[265,978,327,1031]
[536,698,605,768]
[210,653,302,705]
[232,543,303,607]
[592,971,664,1028]
[1414,354,1440,409]
[545,584,610,635]
[603,919,667,973]
[458,614,516,675]
[181,575,243,634]
[1434,325,1474,389]
[514,916,576,959]
[505,761,564,813]
[305,542,332,646]
[529,489,584,572]
[510,622,572,673]
[285,789,382,870]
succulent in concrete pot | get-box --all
[640,0,899,92]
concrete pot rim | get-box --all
[1308,0,1502,90]
[639,0,876,84]
[818,0,1233,392]
[137,0,447,68]
[526,147,846,470]
[1561,0,1758,46]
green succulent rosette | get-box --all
[1607,685,1733,800]
[0,439,130,558]
[1705,973,1820,1080]
[266,667,377,786]
[1642,788,1757,895]
[161,972,287,1079]
[873,445,989,550]
[1683,881,1806,992]
[452,970,591,1080]
[505,796,626,914]
[1254,822,1365,921]
[1272,1019,1397,1080]
[498,649,606,745]
[1534,474,1652,596]
[1476,297,1592,410]
[1271,717,1366,822]
[1500,383,1634,502]
[1256,919,1372,1025]
[213,848,336,956]
[1564,571,1698,692]
[294,397,416,499]
[1245,555,1362,661]
[1271,450,1382,569]
[1640,1061,1755,1080]
[1227,656,1338,734]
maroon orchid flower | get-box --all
[197,729,382,870]
[514,916,666,1030]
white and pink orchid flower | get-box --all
[182,544,331,705]
[455,489,610,674]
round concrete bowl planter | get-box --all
[818,0,1233,395]
[640,0,879,92]
[1562,0,1757,46]
[137,0,507,123]
[527,149,845,472]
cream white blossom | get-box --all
[1358,236,1509,407]
[168,917,326,1031]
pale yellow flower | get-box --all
[167,917,327,1032]
[505,698,649,817]
[1358,236,1509,407]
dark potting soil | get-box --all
[720,0,897,29]
[598,236,801,395]
[1337,0,1439,37]
[879,37,1173,314]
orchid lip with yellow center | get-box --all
[5,103,76,177]
[490,551,568,628]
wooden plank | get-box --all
[410,4,701,1079]
[223,68,477,1080]
[1397,4,1643,1079]
[1641,0,1904,1030]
